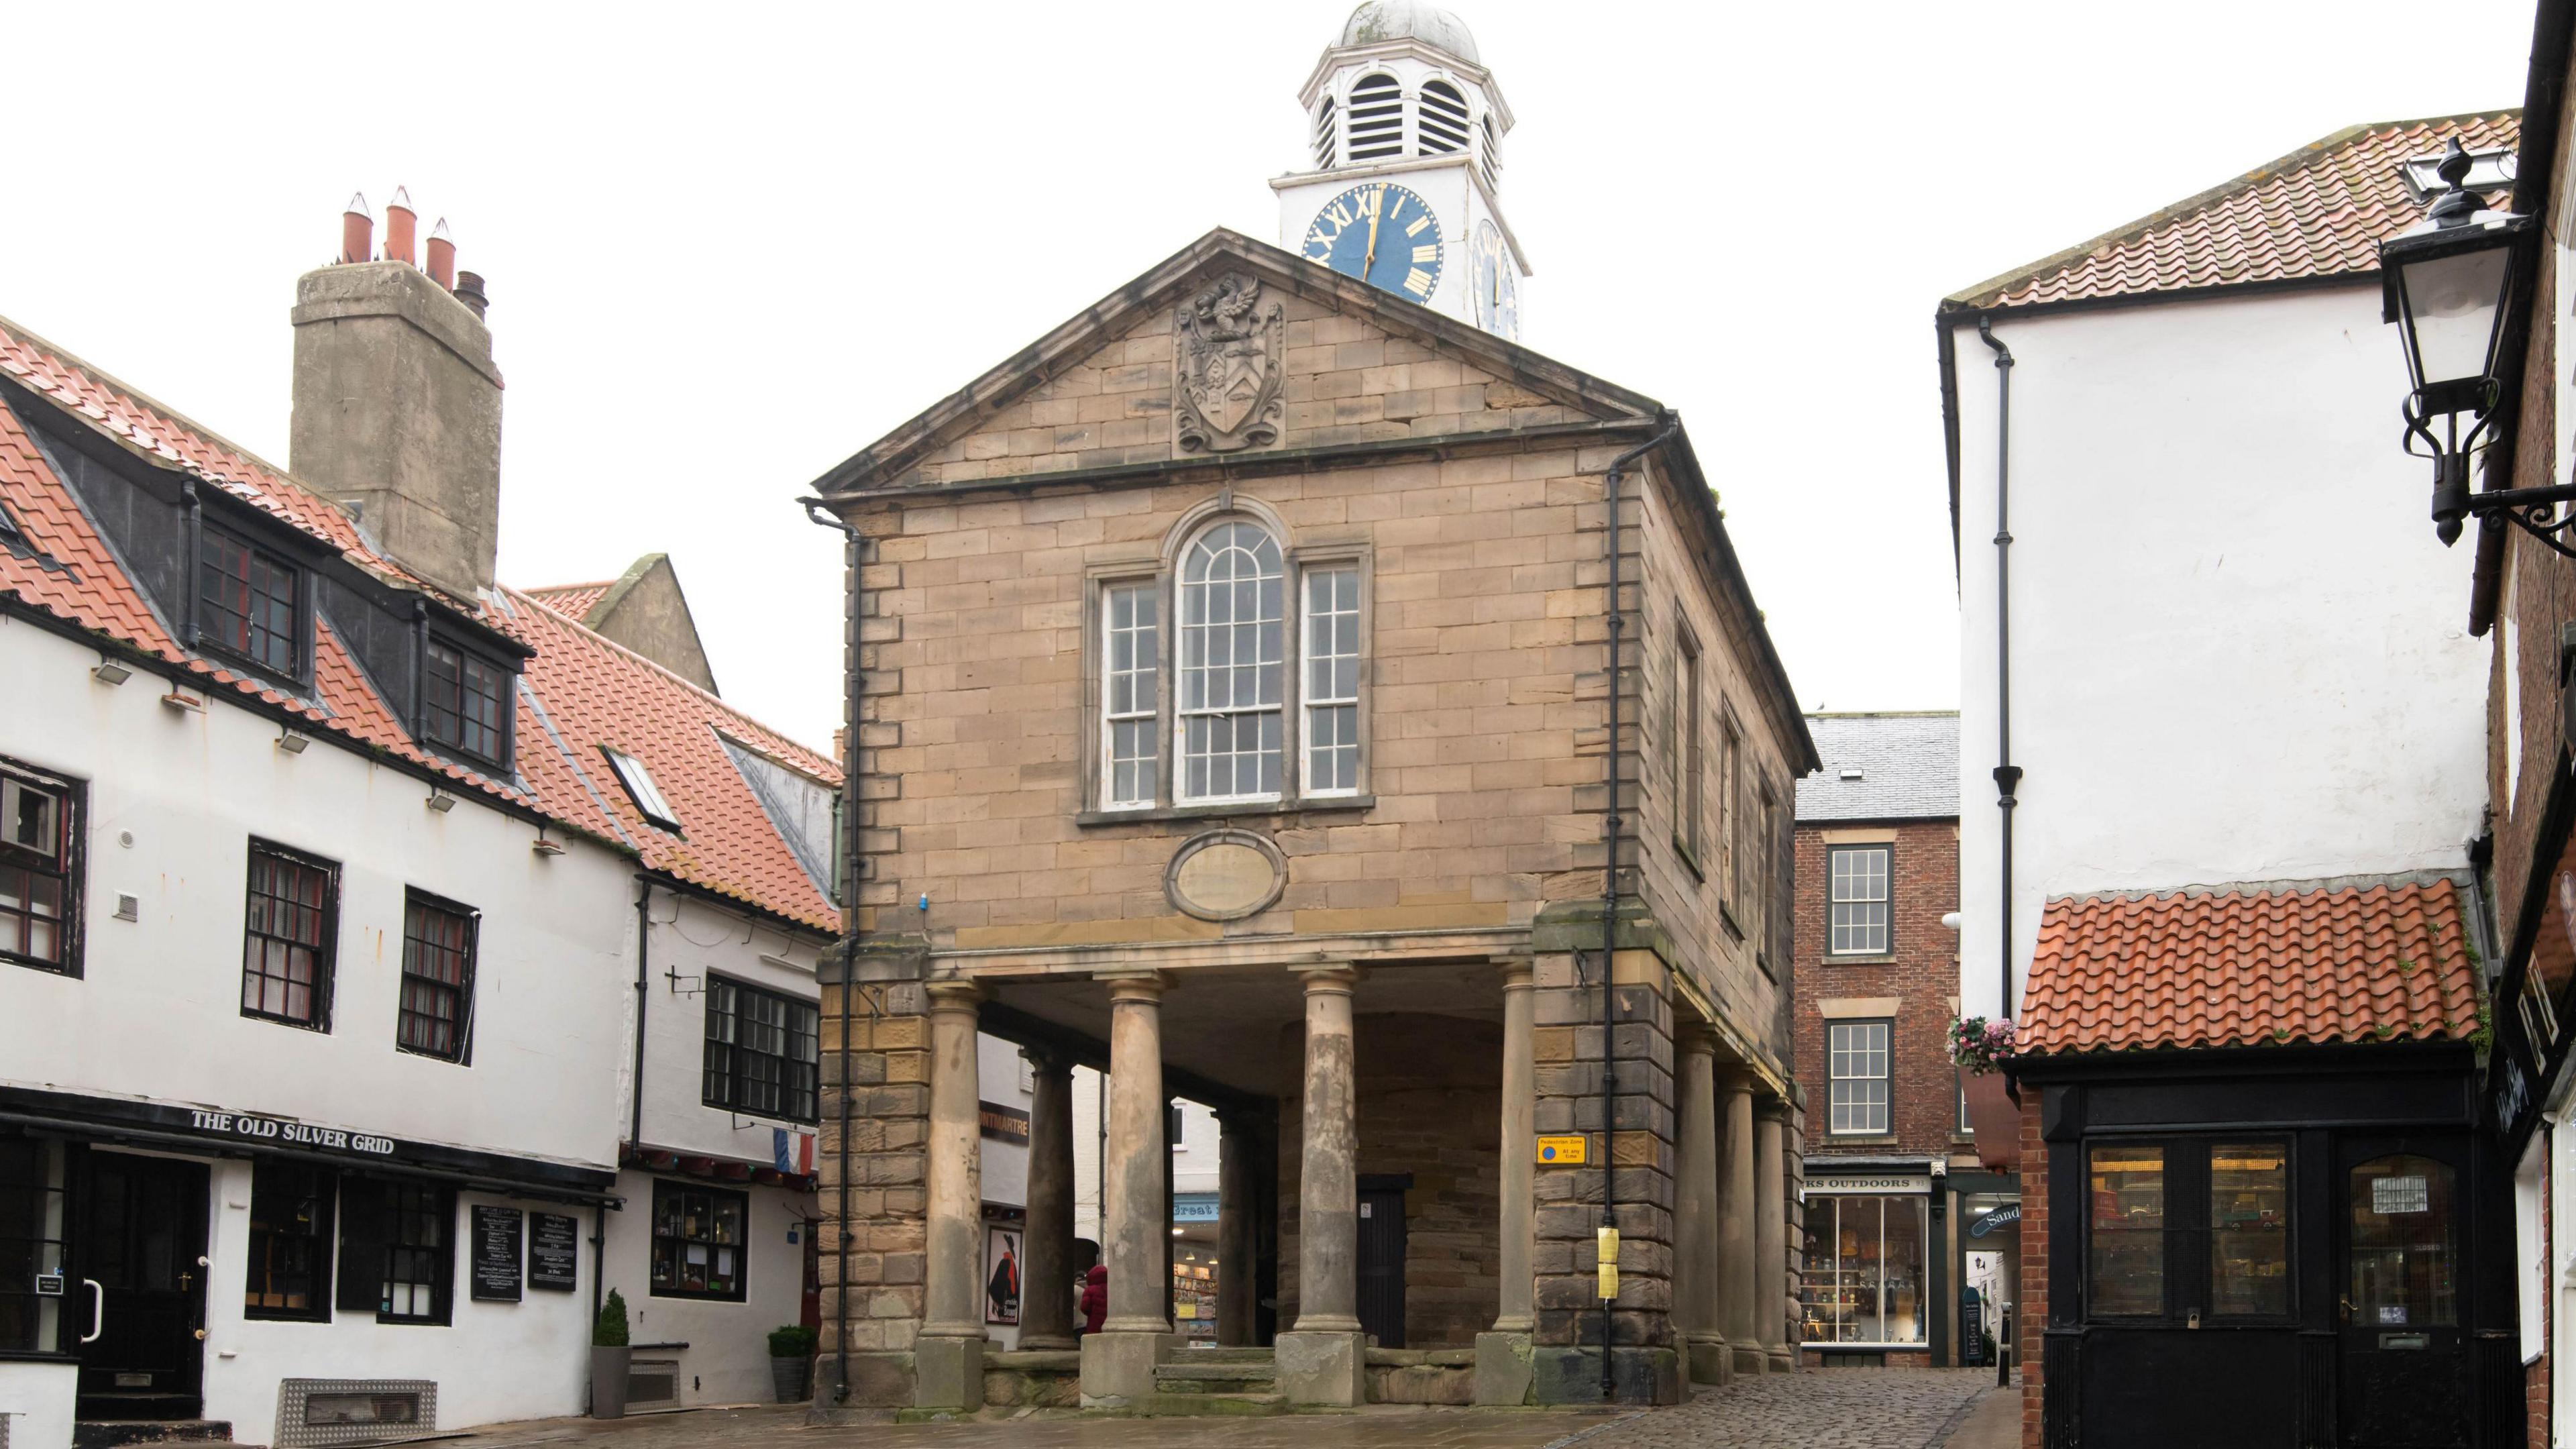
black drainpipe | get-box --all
[632,877,651,1149]
[1598,414,1677,1399]
[1977,317,2021,1023]
[804,500,867,1403]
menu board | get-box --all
[529,1212,581,1292]
[470,1205,525,1302]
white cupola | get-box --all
[1273,1,1530,339]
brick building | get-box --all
[1790,712,1989,1369]
[798,5,1815,1416]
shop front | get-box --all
[1801,1162,1941,1366]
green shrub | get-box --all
[594,1289,631,1348]
[769,1325,818,1359]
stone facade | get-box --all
[808,230,1811,1411]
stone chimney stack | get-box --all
[290,188,503,599]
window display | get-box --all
[2088,1144,2164,1316]
[1799,1193,1927,1346]
[2210,1142,2289,1317]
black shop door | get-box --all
[1357,1178,1407,1349]
[73,1151,209,1421]
[2337,1136,2470,1449]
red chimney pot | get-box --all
[339,192,373,266]
[425,218,456,289]
[384,186,417,266]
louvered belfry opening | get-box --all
[1479,113,1501,191]
[1418,80,1470,156]
[1347,73,1404,160]
[1312,96,1338,169]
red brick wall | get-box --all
[2019,1095,2046,1449]
[1791,816,1961,1154]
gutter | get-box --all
[1977,317,2021,1025]
[632,877,651,1150]
[802,500,867,1405]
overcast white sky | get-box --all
[0,1,2541,749]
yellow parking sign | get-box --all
[1536,1134,1587,1165]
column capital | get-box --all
[1018,1041,1074,1075]
[1096,969,1172,1004]
[924,977,985,1013]
[1293,963,1360,994]
[1717,1065,1760,1098]
[1755,1097,1792,1124]
[1676,1020,1722,1059]
[1498,958,1535,991]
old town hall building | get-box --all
[806,2,1815,1412]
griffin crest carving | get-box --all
[1175,272,1285,454]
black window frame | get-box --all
[2080,1134,2297,1328]
[196,521,307,683]
[1824,1017,1893,1137]
[244,1159,337,1322]
[240,839,340,1032]
[648,1179,749,1302]
[602,747,682,832]
[1827,842,1894,957]
[381,1179,453,1325]
[702,975,820,1124]
[0,1133,68,1353]
[0,756,83,978]
[396,889,478,1065]
[421,633,514,770]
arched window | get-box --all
[1480,113,1502,191]
[1312,97,1338,170]
[1346,74,1404,161]
[1419,80,1470,156]
[1178,522,1285,801]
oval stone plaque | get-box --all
[1167,830,1286,922]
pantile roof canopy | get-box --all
[1794,711,1958,824]
[2018,875,2480,1055]
[1947,111,2521,313]
[0,313,841,933]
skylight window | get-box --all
[604,747,680,831]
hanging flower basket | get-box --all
[1950,1016,2017,1075]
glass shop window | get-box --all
[0,1136,68,1352]
[651,1181,747,1301]
[1797,1193,1929,1346]
[2350,1154,2458,1329]
[2088,1144,2166,1316]
[2208,1141,2290,1318]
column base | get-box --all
[1730,1343,1768,1378]
[1529,1346,1684,1405]
[1275,1330,1366,1407]
[912,1334,987,1411]
[1018,1331,1078,1352]
[806,1350,916,1417]
[1473,1331,1535,1406]
[1684,1332,1733,1387]
[1079,1328,1175,1406]
[1767,1345,1796,1373]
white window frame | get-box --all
[1300,563,1363,798]
[1175,521,1287,806]
[1099,580,1161,811]
[1829,843,1892,956]
[1827,1019,1891,1136]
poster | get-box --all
[985,1225,1021,1326]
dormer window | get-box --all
[1347,74,1403,160]
[1418,80,1470,156]
[1312,97,1338,170]
[604,747,680,832]
[422,636,510,768]
[199,525,303,679]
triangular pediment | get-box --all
[811,228,1659,497]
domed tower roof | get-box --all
[1340,1,1479,65]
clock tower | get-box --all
[1274,2,1529,340]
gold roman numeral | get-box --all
[1403,268,1434,297]
[1412,244,1438,263]
[1405,216,1430,238]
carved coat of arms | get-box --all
[1175,272,1285,454]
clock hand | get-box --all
[1364,186,1385,275]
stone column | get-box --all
[914,979,986,1409]
[1477,960,1539,1406]
[1078,972,1173,1405]
[1717,1069,1762,1377]
[1754,1102,1792,1372]
[1217,1110,1257,1346]
[1277,965,1365,1406]
[1673,1026,1729,1385]
[1018,1046,1077,1350]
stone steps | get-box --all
[1134,1391,1288,1417]
[1175,1347,1277,1364]
[1155,1358,1277,1395]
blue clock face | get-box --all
[1301,182,1444,304]
[1470,219,1519,341]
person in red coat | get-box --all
[1079,1263,1109,1336]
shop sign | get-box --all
[529,1213,581,1291]
[186,1108,396,1158]
[1969,1203,2021,1238]
[1536,1134,1587,1165]
[2372,1176,2430,1215]
[1173,1193,1219,1223]
[470,1205,524,1303]
[979,1102,1030,1145]
[1807,1175,1930,1196]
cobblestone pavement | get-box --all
[460,1370,1999,1449]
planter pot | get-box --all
[772,1354,813,1405]
[1962,1070,2021,1171]
[590,1345,632,1419]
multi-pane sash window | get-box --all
[1303,566,1360,794]
[650,1181,747,1300]
[245,1161,334,1320]
[1829,845,1892,955]
[704,977,820,1122]
[1827,1020,1890,1135]
[1103,583,1159,808]
[199,527,299,676]
[1719,718,1742,910]
[1179,523,1285,802]
[242,842,337,1028]
[0,765,75,974]
[381,1181,450,1322]
[396,892,476,1063]
[423,637,508,764]
[1678,636,1704,861]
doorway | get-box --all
[1356,1176,1407,1349]
[72,1151,209,1421]
[2337,1136,2469,1449]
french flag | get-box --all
[773,1128,814,1175]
